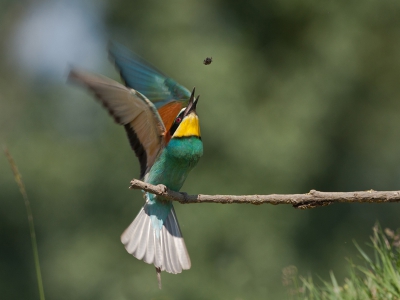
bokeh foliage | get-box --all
[1,0,400,299]
[285,225,400,300]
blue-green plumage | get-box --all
[147,137,203,190]
[146,137,203,237]
[109,42,191,108]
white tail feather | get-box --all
[121,204,191,274]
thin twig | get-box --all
[4,147,45,300]
[129,178,400,209]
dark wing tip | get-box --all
[124,124,148,178]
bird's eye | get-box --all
[175,117,182,123]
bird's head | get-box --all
[169,88,201,139]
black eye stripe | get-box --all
[169,111,185,136]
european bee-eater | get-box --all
[68,45,203,287]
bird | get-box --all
[68,46,203,289]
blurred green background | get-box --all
[1,0,400,299]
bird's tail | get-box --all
[121,203,191,275]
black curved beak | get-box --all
[184,87,200,117]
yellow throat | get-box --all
[173,112,201,138]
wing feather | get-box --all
[69,69,165,177]
[108,42,191,108]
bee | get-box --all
[203,57,212,65]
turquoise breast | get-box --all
[146,136,203,193]
[145,136,203,234]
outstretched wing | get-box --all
[69,69,166,178]
[109,42,191,131]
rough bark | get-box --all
[129,179,400,209]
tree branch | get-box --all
[129,179,400,209]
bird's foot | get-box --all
[180,192,189,201]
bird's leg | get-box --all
[155,267,162,289]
